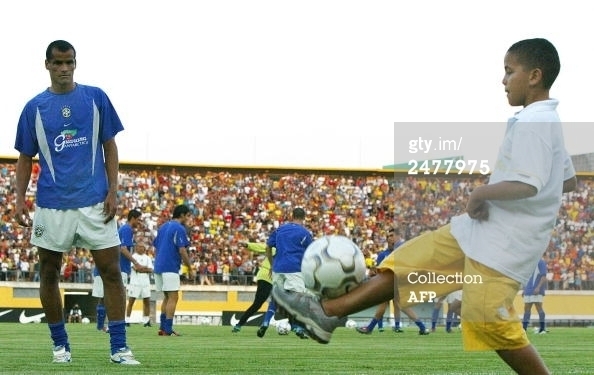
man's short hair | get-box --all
[172,205,190,219]
[292,207,306,220]
[507,38,560,89]
[46,40,76,60]
[127,209,142,221]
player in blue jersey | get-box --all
[13,40,139,365]
[119,209,142,326]
[522,254,548,334]
[266,207,312,339]
[153,204,195,336]
[93,209,142,330]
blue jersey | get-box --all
[14,84,124,209]
[118,223,134,274]
[153,220,190,274]
[376,238,405,265]
[267,223,312,273]
[523,259,547,295]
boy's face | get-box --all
[502,52,530,107]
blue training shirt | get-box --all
[376,238,405,265]
[523,259,547,295]
[118,223,134,274]
[153,220,190,274]
[267,222,313,273]
[14,84,124,209]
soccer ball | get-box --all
[275,319,291,335]
[301,235,366,298]
[345,319,358,329]
[81,317,90,324]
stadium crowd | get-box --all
[1,163,593,290]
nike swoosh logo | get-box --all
[19,310,46,324]
[63,123,71,127]
[230,313,263,327]
[0,310,13,318]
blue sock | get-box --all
[377,319,384,329]
[96,304,106,330]
[522,312,530,330]
[446,311,454,331]
[538,311,546,331]
[262,300,276,327]
[165,318,174,333]
[49,321,70,352]
[367,318,378,331]
[415,320,426,331]
[108,320,127,355]
[431,308,440,330]
[160,313,166,330]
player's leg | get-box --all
[159,273,182,335]
[431,298,443,332]
[38,248,72,360]
[522,302,533,330]
[142,298,151,326]
[272,225,464,344]
[392,300,403,332]
[534,301,546,333]
[402,306,429,334]
[234,280,272,332]
[462,258,550,375]
[125,296,136,326]
[258,299,277,338]
[93,246,138,361]
[496,346,550,375]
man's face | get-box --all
[45,48,76,92]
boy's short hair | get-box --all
[507,38,560,90]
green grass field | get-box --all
[1,323,593,374]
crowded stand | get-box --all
[1,163,593,290]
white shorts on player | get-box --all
[273,272,307,293]
[30,203,120,251]
[92,273,129,298]
[127,284,151,299]
[523,294,544,304]
[154,272,181,292]
[446,290,463,304]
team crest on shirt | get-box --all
[34,224,45,238]
[61,105,71,118]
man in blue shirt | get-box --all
[266,207,312,338]
[522,253,548,334]
[14,40,139,365]
[153,204,195,336]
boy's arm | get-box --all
[466,181,537,221]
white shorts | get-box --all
[92,275,104,298]
[523,294,544,304]
[154,272,181,292]
[272,272,306,293]
[446,290,463,304]
[31,203,120,251]
[128,284,151,299]
[91,272,129,298]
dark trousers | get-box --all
[237,279,272,326]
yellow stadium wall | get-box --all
[2,284,593,321]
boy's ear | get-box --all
[528,67,543,87]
